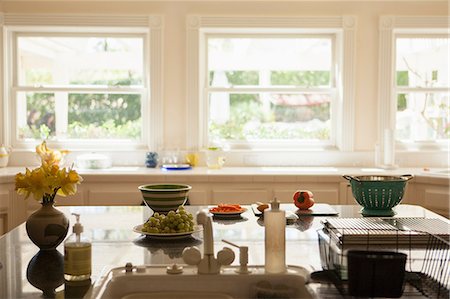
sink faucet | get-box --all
[183,211,235,274]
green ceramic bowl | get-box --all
[138,184,191,213]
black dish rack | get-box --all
[315,218,450,298]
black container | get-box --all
[347,250,407,298]
[145,151,159,168]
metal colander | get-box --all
[343,174,414,216]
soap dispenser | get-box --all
[64,213,91,281]
[264,198,286,273]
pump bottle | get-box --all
[264,198,286,273]
[64,213,91,281]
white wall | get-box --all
[0,0,448,167]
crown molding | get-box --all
[0,0,447,2]
[2,13,155,27]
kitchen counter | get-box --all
[1,166,449,184]
[1,166,448,236]
[0,204,447,298]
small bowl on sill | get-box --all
[76,153,112,170]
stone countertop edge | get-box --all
[0,166,448,185]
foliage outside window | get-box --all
[16,35,145,143]
[206,36,335,146]
[395,36,449,142]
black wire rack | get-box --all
[316,219,450,298]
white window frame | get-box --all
[203,32,338,150]
[378,16,450,164]
[0,14,164,152]
[187,15,357,152]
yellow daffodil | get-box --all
[15,170,31,198]
[57,169,83,197]
[16,167,53,201]
[15,142,82,203]
[36,141,69,166]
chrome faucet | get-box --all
[182,211,235,274]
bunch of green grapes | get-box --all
[142,206,195,234]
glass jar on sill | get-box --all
[206,147,225,169]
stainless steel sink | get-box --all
[86,264,315,299]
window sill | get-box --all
[3,147,449,168]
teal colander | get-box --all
[343,174,414,216]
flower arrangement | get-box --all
[15,141,83,204]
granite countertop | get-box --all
[0,204,447,298]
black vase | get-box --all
[26,201,69,250]
[26,250,64,298]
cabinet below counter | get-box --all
[0,166,449,234]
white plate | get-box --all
[133,224,202,239]
[209,207,247,217]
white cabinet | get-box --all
[197,181,341,205]
[413,182,450,218]
[87,183,141,206]
[274,184,340,204]
[0,186,12,235]
[0,184,28,234]
[0,207,7,236]
[187,190,208,205]
[0,189,8,235]
[1,170,448,234]
[212,189,269,204]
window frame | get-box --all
[13,31,148,148]
[393,33,450,150]
[1,14,164,152]
[187,15,357,153]
[203,32,338,149]
[378,16,450,162]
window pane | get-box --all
[209,71,259,86]
[68,93,142,140]
[396,37,449,88]
[18,36,144,86]
[17,92,142,141]
[396,92,449,141]
[18,92,56,139]
[271,71,330,86]
[208,93,331,141]
[208,37,332,87]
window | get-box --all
[205,35,334,147]
[395,35,449,144]
[16,34,145,143]
[187,16,356,153]
[379,16,450,157]
[3,14,163,151]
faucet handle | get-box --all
[182,246,202,265]
[217,247,235,266]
